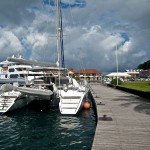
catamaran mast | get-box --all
[56,0,65,68]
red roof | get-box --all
[69,68,101,74]
[78,69,100,74]
[68,68,79,73]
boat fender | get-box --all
[83,101,91,109]
[63,85,68,92]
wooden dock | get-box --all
[90,83,150,150]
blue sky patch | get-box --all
[120,32,130,46]
[121,32,129,42]
[42,0,86,8]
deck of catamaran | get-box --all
[89,82,150,150]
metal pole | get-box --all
[56,0,61,94]
[116,44,118,85]
[56,0,60,66]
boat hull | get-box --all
[59,88,90,115]
[27,93,60,107]
[7,95,33,112]
[0,92,33,114]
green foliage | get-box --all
[121,81,150,92]
[74,76,80,81]
[111,79,122,85]
[137,60,150,69]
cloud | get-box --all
[0,0,150,72]
[0,28,23,60]
[63,25,125,71]
[0,0,38,25]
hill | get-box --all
[137,60,150,69]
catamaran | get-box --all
[0,0,91,115]
[12,0,90,115]
[0,55,59,114]
[55,0,90,115]
[0,84,32,114]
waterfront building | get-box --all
[69,68,102,81]
[139,69,150,78]
[125,69,142,78]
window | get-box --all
[16,68,23,71]
[9,68,15,72]
[20,74,25,78]
[10,74,18,78]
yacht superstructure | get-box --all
[0,56,44,86]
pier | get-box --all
[90,83,150,150]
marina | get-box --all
[0,0,150,149]
[1,82,150,149]
[0,0,90,115]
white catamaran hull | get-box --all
[0,91,33,114]
[59,88,90,115]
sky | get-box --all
[0,0,150,73]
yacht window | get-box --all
[56,78,69,85]
[34,79,44,84]
[20,74,25,78]
[9,68,15,72]
[16,68,23,71]
[10,74,18,78]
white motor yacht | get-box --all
[0,55,44,86]
[0,55,57,86]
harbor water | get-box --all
[0,101,97,150]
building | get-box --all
[125,69,142,78]
[139,70,150,78]
[69,68,102,81]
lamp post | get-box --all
[116,44,118,86]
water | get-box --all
[0,102,97,150]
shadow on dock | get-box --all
[112,95,150,115]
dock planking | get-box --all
[90,83,150,150]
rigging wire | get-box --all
[67,0,75,26]
[79,54,86,74]
[67,0,86,72]
[40,0,57,63]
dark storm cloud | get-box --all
[0,0,38,25]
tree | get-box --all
[111,79,122,85]
[137,60,150,69]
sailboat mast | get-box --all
[56,0,65,68]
